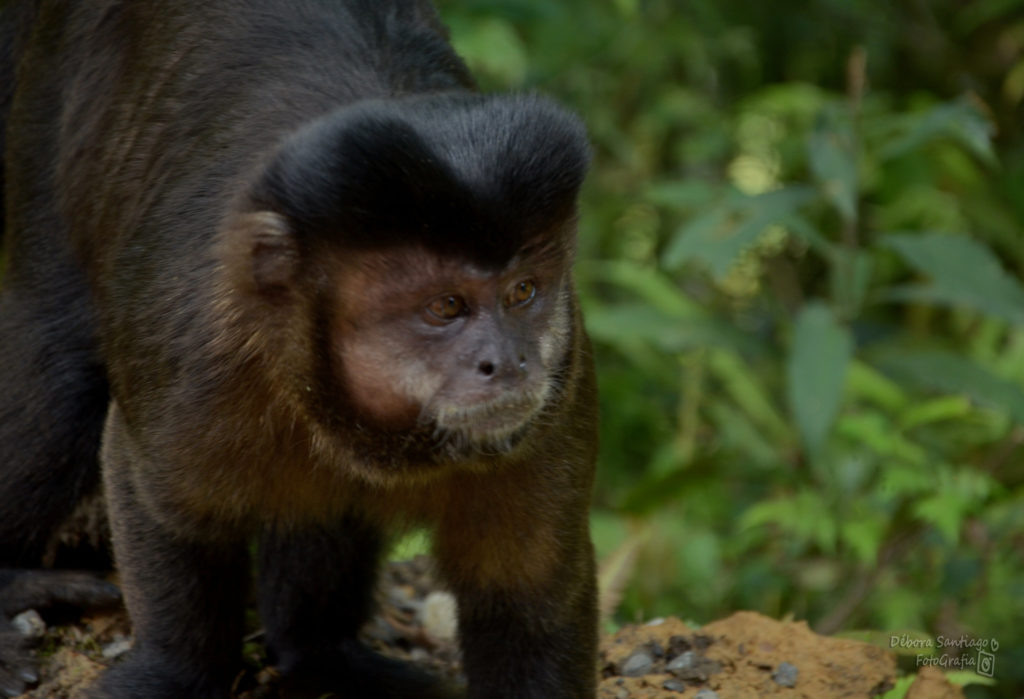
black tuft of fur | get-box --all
[251,93,590,267]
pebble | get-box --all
[666,650,695,673]
[662,678,687,692]
[11,609,45,638]
[102,637,133,659]
[621,650,654,677]
[695,690,719,699]
[773,661,799,687]
[420,591,458,642]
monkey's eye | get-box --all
[427,294,467,320]
[505,280,536,307]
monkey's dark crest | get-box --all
[0,2,598,698]
[255,95,590,262]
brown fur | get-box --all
[0,2,596,697]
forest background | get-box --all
[433,0,1024,695]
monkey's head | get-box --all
[219,94,590,472]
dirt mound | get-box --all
[599,612,963,699]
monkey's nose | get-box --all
[476,353,527,379]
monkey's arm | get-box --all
[88,404,249,699]
[435,475,597,699]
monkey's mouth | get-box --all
[431,387,547,445]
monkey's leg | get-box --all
[258,519,455,699]
[435,478,598,699]
[0,287,117,697]
[90,406,247,699]
[0,287,109,565]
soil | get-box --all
[14,558,964,699]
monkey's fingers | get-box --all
[0,570,121,616]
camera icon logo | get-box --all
[976,641,997,679]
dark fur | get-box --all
[1,1,597,698]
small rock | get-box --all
[647,640,665,658]
[773,661,799,687]
[662,678,687,692]
[695,690,719,699]
[615,690,629,699]
[102,638,133,660]
[11,609,45,638]
[666,651,695,674]
[621,650,654,677]
[420,590,458,642]
[645,617,666,627]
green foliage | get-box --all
[439,0,1024,693]
[787,302,853,457]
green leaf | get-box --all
[661,206,734,276]
[878,99,996,166]
[662,187,815,277]
[879,464,934,500]
[740,490,837,553]
[584,303,758,355]
[808,110,858,224]
[944,670,997,687]
[643,179,718,212]
[910,467,997,543]
[845,360,908,412]
[837,412,927,464]
[707,402,781,468]
[874,349,1024,423]
[883,233,1024,325]
[709,348,791,444]
[840,513,886,566]
[577,260,703,317]
[618,466,694,514]
[787,302,853,456]
[830,248,873,318]
[897,396,972,431]
[913,492,965,543]
[783,213,835,257]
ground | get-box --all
[13,557,965,699]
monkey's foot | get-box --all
[272,638,462,699]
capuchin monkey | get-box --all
[0,1,597,698]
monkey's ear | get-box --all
[229,211,299,294]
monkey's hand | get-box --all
[0,570,121,697]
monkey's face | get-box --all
[331,244,571,453]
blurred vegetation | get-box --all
[439,0,1024,694]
